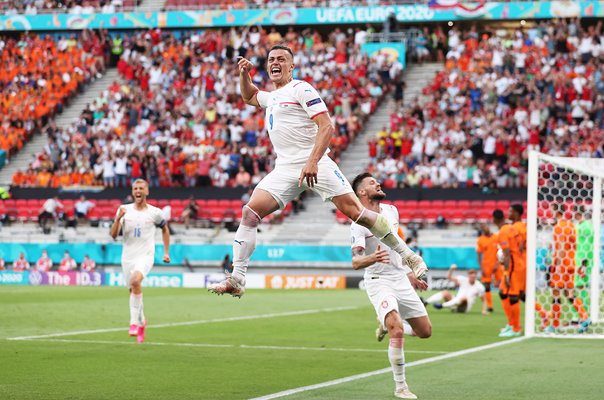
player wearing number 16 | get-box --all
[209,45,428,298]
[110,179,171,343]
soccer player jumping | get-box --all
[209,45,428,297]
[110,179,171,343]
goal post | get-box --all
[525,151,603,338]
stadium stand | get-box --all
[369,20,604,189]
[0,0,139,14]
[12,26,389,189]
[0,31,106,160]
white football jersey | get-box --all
[257,80,329,165]
[350,204,411,279]
[455,275,485,301]
[118,203,165,264]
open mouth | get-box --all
[270,66,282,77]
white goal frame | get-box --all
[525,151,603,338]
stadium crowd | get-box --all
[0,30,106,160]
[1,0,138,14]
[11,26,394,188]
[1,0,454,14]
[370,19,604,189]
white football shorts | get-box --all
[365,275,428,326]
[121,257,154,288]
[256,156,353,209]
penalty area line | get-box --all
[6,306,360,341]
[14,338,449,355]
[250,336,529,400]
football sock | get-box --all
[485,291,493,309]
[231,206,261,283]
[425,292,445,304]
[500,297,512,326]
[578,289,590,313]
[130,293,144,326]
[510,301,521,332]
[572,297,589,321]
[388,337,406,390]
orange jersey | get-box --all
[551,219,576,288]
[498,224,524,272]
[476,233,498,274]
[511,221,527,291]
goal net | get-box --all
[526,151,604,338]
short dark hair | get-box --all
[511,203,524,216]
[492,209,505,221]
[351,172,372,195]
[268,44,294,59]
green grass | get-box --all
[0,287,601,399]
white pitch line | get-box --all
[6,306,360,341]
[250,336,529,400]
[14,338,449,355]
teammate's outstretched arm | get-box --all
[161,224,170,263]
[237,56,261,107]
[298,112,334,188]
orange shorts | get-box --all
[499,269,523,296]
[481,265,503,285]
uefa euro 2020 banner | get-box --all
[0,2,603,31]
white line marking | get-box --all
[6,306,360,341]
[13,338,448,355]
[250,336,529,400]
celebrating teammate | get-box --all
[425,264,487,314]
[350,173,431,400]
[209,45,427,298]
[110,179,171,343]
[475,224,500,312]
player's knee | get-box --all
[130,273,143,288]
[241,205,261,228]
[389,326,403,339]
[416,324,432,339]
[509,295,520,305]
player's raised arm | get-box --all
[447,264,461,286]
[110,206,126,239]
[237,56,261,107]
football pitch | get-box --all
[1,287,601,400]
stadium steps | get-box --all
[262,63,443,244]
[0,68,121,186]
[339,62,443,182]
[139,0,166,11]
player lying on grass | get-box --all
[208,45,427,298]
[110,179,171,343]
[350,173,432,400]
[425,264,487,314]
